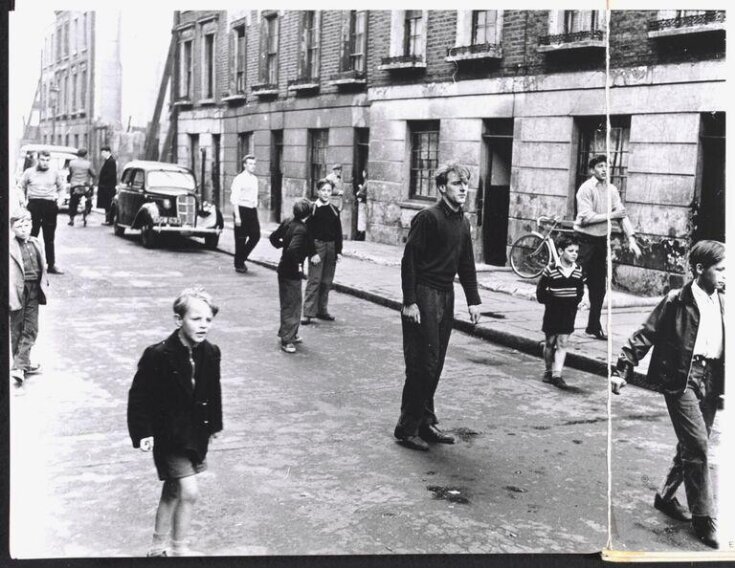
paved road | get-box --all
[8,213,724,558]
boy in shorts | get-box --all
[536,233,585,388]
[127,287,223,556]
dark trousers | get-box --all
[396,284,455,437]
[10,281,41,371]
[278,277,303,343]
[234,206,260,267]
[303,240,336,317]
[27,198,58,267]
[575,232,606,332]
[660,359,721,517]
[69,187,91,219]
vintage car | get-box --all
[110,160,223,249]
[15,144,78,211]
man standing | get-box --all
[614,240,725,549]
[67,148,96,226]
[394,164,482,451]
[20,150,65,274]
[230,154,260,273]
[573,155,641,340]
[97,146,117,225]
[325,164,344,211]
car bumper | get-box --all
[150,226,222,236]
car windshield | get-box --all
[147,170,196,190]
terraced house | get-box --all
[169,9,725,295]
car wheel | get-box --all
[112,210,125,237]
[140,222,159,249]
[204,234,220,250]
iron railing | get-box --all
[539,29,605,46]
[447,42,502,58]
[648,11,725,31]
[380,54,425,66]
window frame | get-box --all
[308,129,329,199]
[349,10,367,73]
[179,39,194,99]
[202,32,216,100]
[408,121,441,201]
[233,25,247,94]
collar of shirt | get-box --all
[438,199,464,218]
[691,280,719,307]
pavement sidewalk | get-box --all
[212,219,658,384]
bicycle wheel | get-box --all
[510,234,551,278]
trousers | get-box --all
[660,358,721,517]
[234,207,260,267]
[27,198,58,267]
[278,278,303,343]
[10,281,41,371]
[396,283,454,437]
[575,232,606,332]
[303,240,336,317]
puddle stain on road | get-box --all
[427,486,471,505]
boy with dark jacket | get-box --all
[270,198,313,353]
[614,240,725,549]
[128,288,223,556]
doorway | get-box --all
[481,119,514,266]
[693,112,725,243]
[270,130,283,222]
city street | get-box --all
[8,212,719,557]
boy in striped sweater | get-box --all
[536,233,585,388]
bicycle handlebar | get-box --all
[536,215,560,227]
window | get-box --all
[233,26,246,94]
[131,170,145,190]
[575,116,631,202]
[349,11,367,72]
[298,11,320,80]
[203,33,215,99]
[72,19,77,54]
[409,121,440,199]
[82,13,87,49]
[62,74,68,114]
[264,14,279,85]
[63,21,69,57]
[71,70,77,111]
[80,69,87,111]
[548,10,605,35]
[472,11,499,44]
[179,40,193,99]
[74,134,79,149]
[189,134,200,177]
[404,10,423,57]
[237,132,253,167]
[309,129,329,198]
[56,28,62,61]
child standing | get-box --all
[269,198,313,353]
[302,178,342,325]
[536,234,585,388]
[9,209,49,387]
[127,288,223,556]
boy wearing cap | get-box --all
[9,209,49,386]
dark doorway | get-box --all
[693,112,725,243]
[481,119,514,266]
[270,130,283,222]
[211,134,221,209]
[353,128,369,239]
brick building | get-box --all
[32,11,147,170]
[169,9,725,295]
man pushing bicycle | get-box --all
[68,148,97,227]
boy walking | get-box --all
[614,240,725,549]
[127,288,223,556]
[536,234,585,388]
[9,209,49,386]
[302,178,342,325]
[270,198,313,353]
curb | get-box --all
[215,243,652,389]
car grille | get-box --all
[177,195,196,226]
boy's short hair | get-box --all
[435,163,471,188]
[173,287,220,317]
[100,146,112,153]
[316,178,334,191]
[38,150,51,158]
[588,155,607,169]
[77,148,88,157]
[292,198,312,221]
[689,240,725,272]
[555,233,579,252]
[243,154,255,163]
[10,209,32,224]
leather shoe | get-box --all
[301,317,313,325]
[280,342,296,354]
[585,328,608,340]
[47,266,65,275]
[550,375,568,389]
[396,435,429,451]
[316,313,335,321]
[654,493,691,522]
[235,266,248,273]
[692,516,719,549]
[419,424,455,444]
[25,363,42,375]
[11,369,24,386]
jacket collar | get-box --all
[160,330,205,395]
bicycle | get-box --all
[69,184,94,227]
[509,216,563,279]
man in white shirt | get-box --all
[573,154,641,340]
[615,240,725,549]
[230,155,260,273]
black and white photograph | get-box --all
[5,0,732,561]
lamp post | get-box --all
[49,82,60,145]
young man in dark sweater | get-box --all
[302,178,343,325]
[394,163,482,451]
